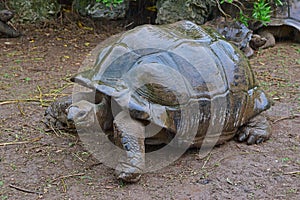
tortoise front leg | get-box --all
[237,114,271,145]
[113,111,145,183]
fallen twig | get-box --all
[0,137,42,146]
[255,72,288,82]
[60,179,67,193]
[49,82,73,94]
[266,76,287,82]
[72,153,85,163]
[0,99,53,106]
[0,88,71,107]
[17,101,25,116]
[0,99,36,105]
[51,173,85,183]
[201,152,212,169]
[272,114,300,124]
[49,123,61,137]
[37,85,45,107]
[284,171,300,175]
[85,162,102,170]
[9,184,43,195]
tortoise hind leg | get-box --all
[237,115,271,145]
[113,111,145,183]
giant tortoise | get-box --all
[45,20,271,183]
[251,0,300,48]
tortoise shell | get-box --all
[72,21,270,146]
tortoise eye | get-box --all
[77,111,86,118]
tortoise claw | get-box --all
[237,115,271,145]
[115,167,142,183]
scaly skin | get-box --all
[237,114,271,145]
[113,111,145,183]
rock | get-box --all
[155,0,216,25]
[8,0,60,23]
[0,10,20,38]
[74,0,129,20]
[0,10,14,22]
[0,20,21,37]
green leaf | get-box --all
[24,77,31,82]
[96,0,124,7]
[275,0,283,6]
[3,73,10,78]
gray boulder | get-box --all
[74,0,129,20]
[156,0,216,25]
[8,0,60,23]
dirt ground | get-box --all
[0,21,299,200]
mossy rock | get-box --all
[8,0,60,23]
[156,0,216,25]
[74,0,129,20]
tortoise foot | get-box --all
[238,115,271,145]
[115,164,142,183]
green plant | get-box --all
[239,10,250,26]
[274,0,283,6]
[95,0,124,7]
[219,0,283,26]
[252,0,271,25]
[3,73,10,78]
[281,157,290,162]
[24,77,31,82]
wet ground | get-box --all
[0,21,299,199]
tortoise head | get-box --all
[67,100,97,129]
[245,87,271,122]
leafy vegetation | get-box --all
[95,0,283,26]
[220,0,283,26]
[95,0,124,7]
[7,0,60,23]
[252,0,271,24]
